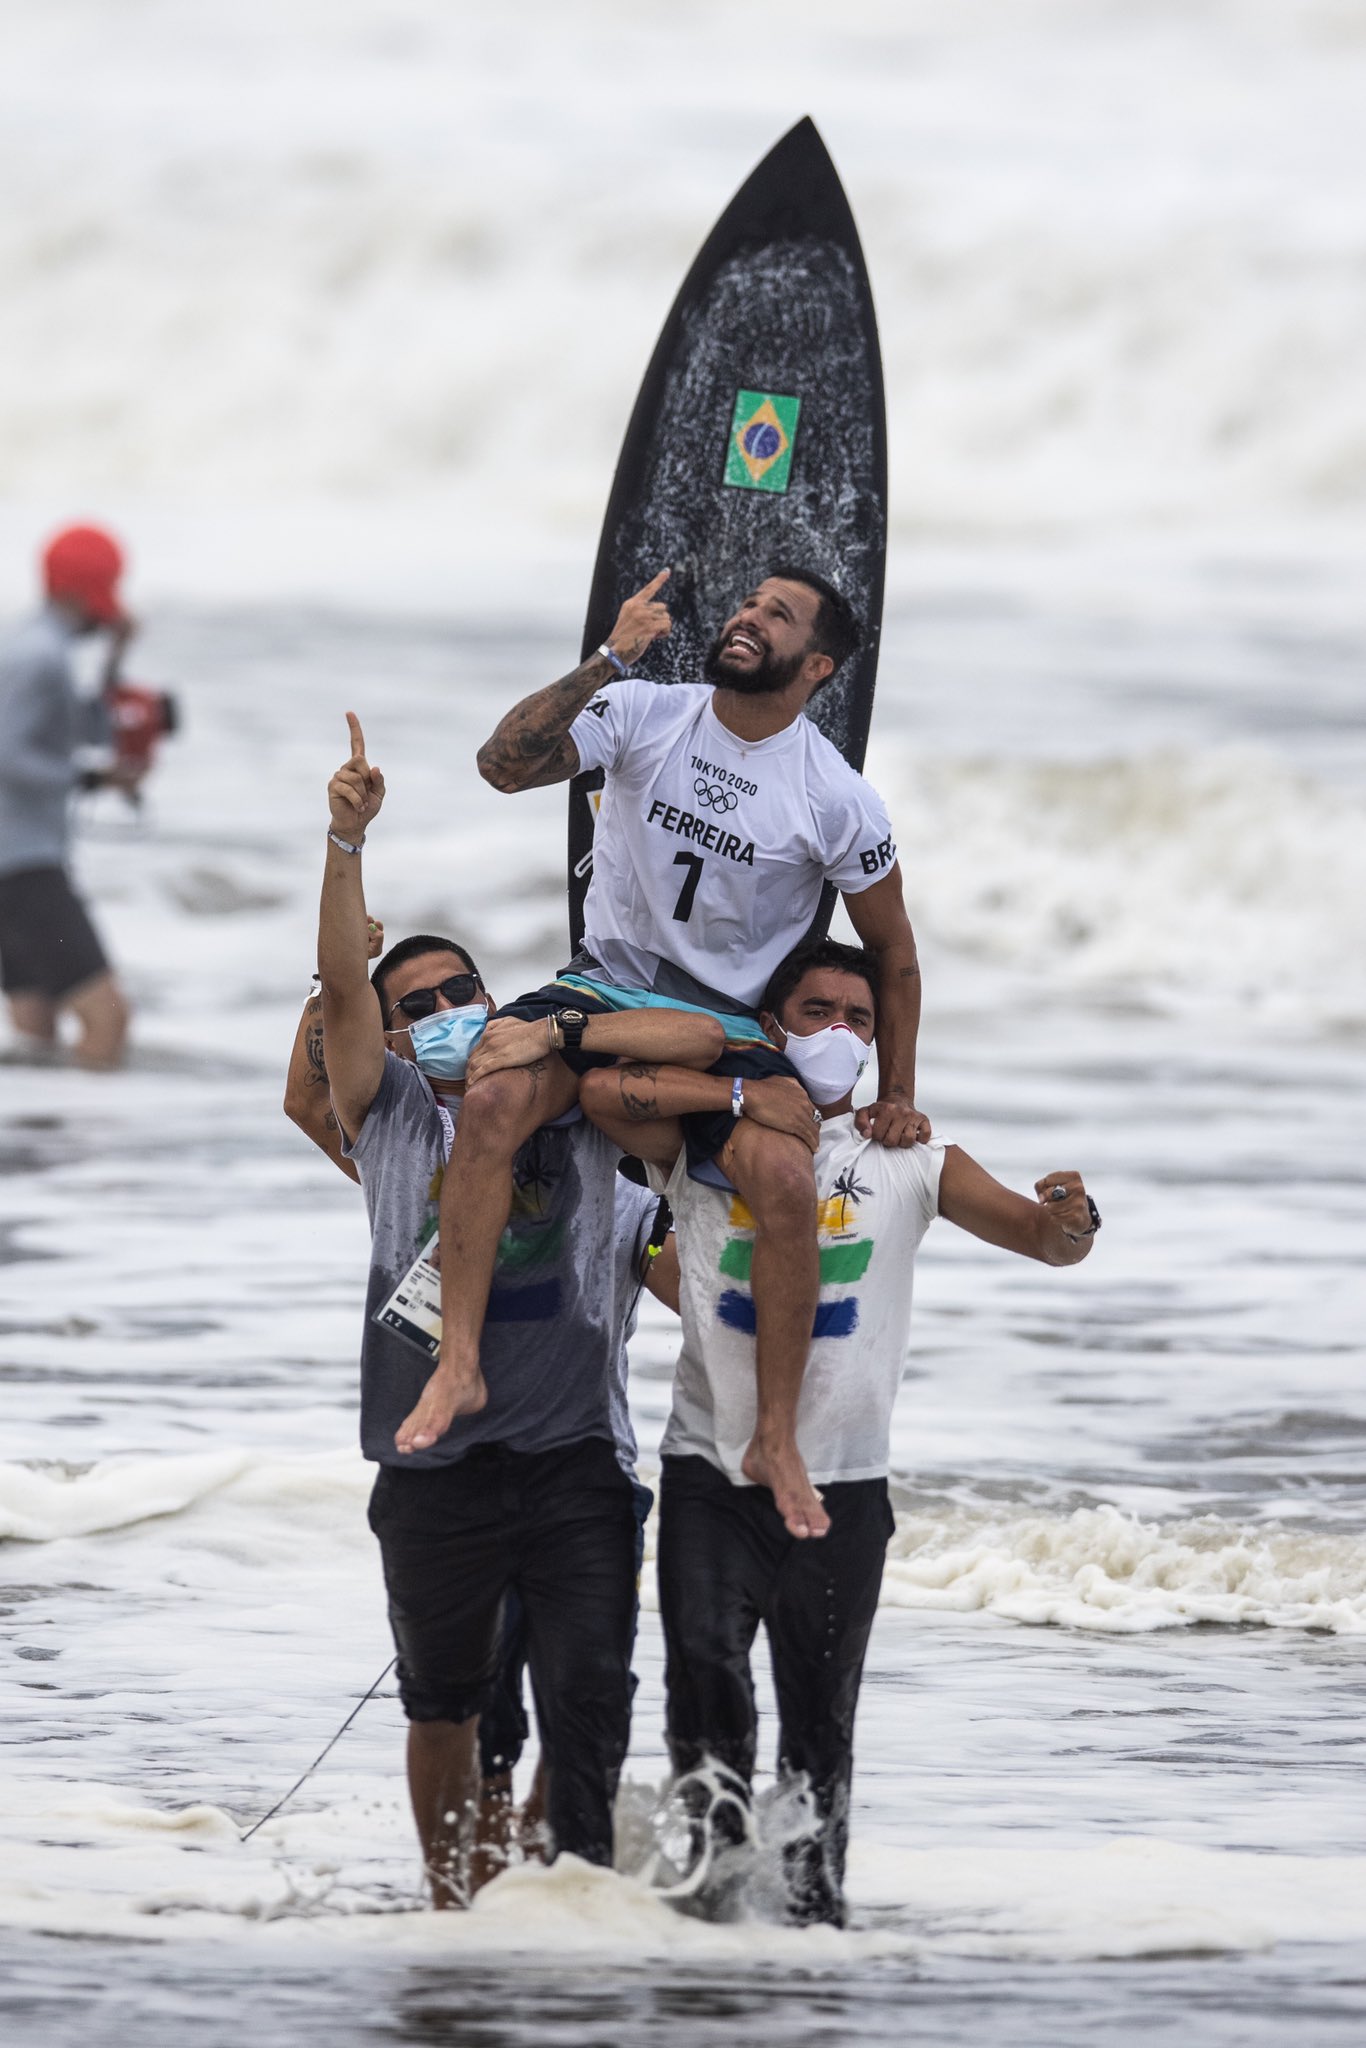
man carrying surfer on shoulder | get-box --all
[410,566,927,1542]
[315,714,711,1903]
[285,907,684,1890]
[581,936,1101,1926]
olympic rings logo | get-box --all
[694,778,738,812]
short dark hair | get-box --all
[759,938,880,1026]
[371,933,481,1016]
[767,564,862,680]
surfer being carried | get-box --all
[407,567,927,1541]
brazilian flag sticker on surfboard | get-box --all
[724,390,801,494]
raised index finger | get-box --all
[345,711,366,762]
[638,568,671,600]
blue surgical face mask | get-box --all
[403,1002,488,1082]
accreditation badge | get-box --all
[374,1223,442,1359]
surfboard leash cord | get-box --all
[238,1656,398,1843]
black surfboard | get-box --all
[567,115,888,950]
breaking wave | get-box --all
[7,1451,1362,1634]
[2,0,1365,564]
[883,1501,1366,1634]
[887,746,1366,1026]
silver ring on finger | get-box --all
[813,1109,822,1123]
[1050,1184,1068,1202]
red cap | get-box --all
[41,524,127,626]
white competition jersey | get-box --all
[649,1118,946,1485]
[569,680,896,1011]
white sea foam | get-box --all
[0,1450,367,1543]
[0,1450,259,1542]
[4,1777,1365,1965]
[0,1777,845,1958]
[6,1451,1362,1635]
[883,1502,1366,1635]
[2,0,1365,608]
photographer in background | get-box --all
[0,524,144,1067]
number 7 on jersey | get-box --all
[672,851,704,922]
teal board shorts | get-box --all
[497,958,800,1176]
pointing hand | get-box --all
[328,711,387,841]
[606,569,672,667]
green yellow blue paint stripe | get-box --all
[716,1188,870,1341]
[717,1237,873,1286]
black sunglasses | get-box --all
[386,972,483,1025]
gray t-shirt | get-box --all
[0,607,110,876]
[346,1052,655,1470]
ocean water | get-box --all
[3,0,1366,2039]
[2,565,1363,2043]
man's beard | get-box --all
[702,630,805,696]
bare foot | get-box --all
[395,1361,488,1453]
[742,1432,829,1539]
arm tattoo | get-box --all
[518,1057,551,1100]
[618,1062,661,1123]
[517,732,581,791]
[303,999,328,1089]
[477,654,614,790]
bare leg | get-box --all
[406,1718,480,1908]
[395,1057,581,1453]
[469,1749,550,1893]
[721,1120,828,1540]
[65,971,129,1070]
[518,1756,548,1860]
[720,1122,827,1540]
[7,992,58,1049]
[470,1770,515,1895]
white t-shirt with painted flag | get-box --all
[569,680,897,1011]
[649,1116,946,1485]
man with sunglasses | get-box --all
[286,911,684,1892]
[315,715,721,1904]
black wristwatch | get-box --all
[1065,1196,1103,1242]
[555,1008,589,1053]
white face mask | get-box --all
[777,1020,871,1107]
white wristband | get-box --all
[731,1076,745,1118]
[597,642,629,679]
[327,829,365,855]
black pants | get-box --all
[368,1436,636,1867]
[478,1474,655,1779]
[657,1453,894,1926]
